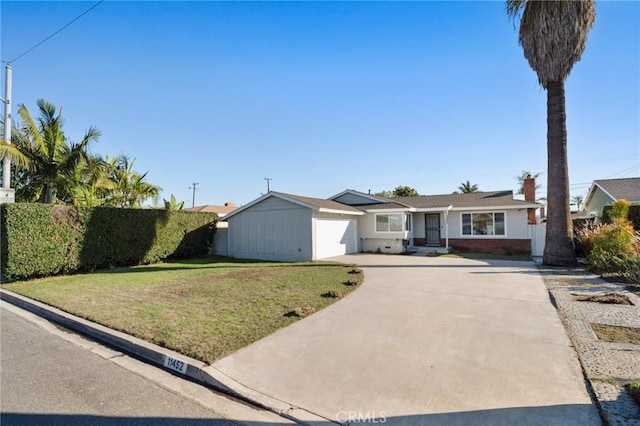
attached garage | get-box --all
[314,217,358,259]
[223,192,363,262]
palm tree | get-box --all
[1,99,101,203]
[515,170,542,195]
[572,194,584,211]
[163,194,184,210]
[507,1,595,266]
[107,155,161,208]
[458,180,479,194]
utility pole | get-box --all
[264,177,272,193]
[0,63,14,203]
[189,182,199,208]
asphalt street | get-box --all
[0,303,243,426]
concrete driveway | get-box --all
[211,254,600,425]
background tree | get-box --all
[373,190,393,198]
[515,170,542,195]
[105,155,161,208]
[392,186,419,197]
[3,99,101,203]
[1,100,161,207]
[572,194,584,211]
[374,186,419,198]
[164,194,184,210]
[458,180,479,194]
[507,1,595,266]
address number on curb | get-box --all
[163,355,188,374]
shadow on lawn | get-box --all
[98,257,351,274]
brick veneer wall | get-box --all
[445,238,531,255]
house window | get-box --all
[461,212,505,236]
[376,213,404,232]
[405,214,412,232]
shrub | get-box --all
[587,218,639,279]
[603,201,640,230]
[1,203,217,280]
[574,221,600,257]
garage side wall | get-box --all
[227,197,312,261]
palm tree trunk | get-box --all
[543,80,576,266]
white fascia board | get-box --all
[318,208,364,216]
[221,192,318,221]
[364,208,415,213]
[450,204,540,211]
[219,192,274,221]
[585,182,616,207]
[413,207,449,212]
[584,182,598,206]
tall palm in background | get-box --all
[506,0,595,266]
[458,180,479,194]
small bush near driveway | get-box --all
[2,257,360,364]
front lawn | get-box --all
[2,256,362,364]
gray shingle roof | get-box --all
[273,192,363,213]
[392,190,536,209]
[353,202,412,210]
[595,178,640,202]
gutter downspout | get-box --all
[445,205,452,250]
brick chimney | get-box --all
[524,174,537,224]
[224,202,236,208]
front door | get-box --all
[425,214,441,245]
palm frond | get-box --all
[0,140,32,170]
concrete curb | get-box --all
[0,289,332,425]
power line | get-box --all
[8,1,104,63]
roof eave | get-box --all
[450,204,540,211]
[318,207,364,216]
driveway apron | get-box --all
[212,254,600,425]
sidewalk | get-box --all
[539,266,640,426]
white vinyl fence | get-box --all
[529,223,546,257]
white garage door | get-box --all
[315,218,358,259]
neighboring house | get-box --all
[185,202,237,227]
[186,202,238,257]
[222,179,540,261]
[583,177,640,221]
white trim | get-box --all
[222,192,361,221]
[363,207,414,213]
[460,211,508,237]
[318,207,364,216]
[450,204,539,211]
[584,181,616,208]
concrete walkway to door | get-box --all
[211,254,600,425]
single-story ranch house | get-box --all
[220,179,541,262]
[583,177,640,221]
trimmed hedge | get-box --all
[1,204,217,280]
[603,204,640,230]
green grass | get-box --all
[2,256,362,364]
[440,252,532,262]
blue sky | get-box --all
[1,1,638,207]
